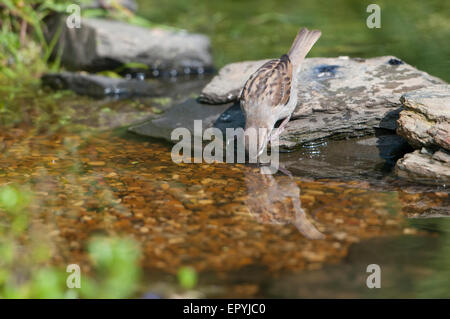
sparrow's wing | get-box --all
[240,54,292,108]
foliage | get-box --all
[177,266,198,290]
[0,184,142,298]
[0,0,167,86]
[0,0,166,128]
[0,0,67,82]
[81,237,141,298]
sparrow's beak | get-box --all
[244,126,272,161]
[257,130,271,157]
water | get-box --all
[0,0,449,298]
[1,81,448,297]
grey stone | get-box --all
[432,149,450,163]
[45,16,213,75]
[82,0,138,12]
[397,85,450,150]
[41,71,163,97]
[395,85,450,184]
[199,56,444,147]
[395,150,450,184]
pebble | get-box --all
[198,199,214,205]
[333,232,347,241]
[403,228,418,235]
[302,251,326,262]
[87,161,105,166]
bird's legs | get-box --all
[270,115,291,142]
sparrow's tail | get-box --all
[287,27,321,69]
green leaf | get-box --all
[96,71,121,78]
[177,266,198,290]
[151,107,163,114]
[115,62,149,72]
[82,8,108,19]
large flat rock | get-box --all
[45,16,213,76]
[199,56,444,147]
[83,0,138,12]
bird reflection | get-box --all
[244,166,325,239]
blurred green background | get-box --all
[137,0,450,81]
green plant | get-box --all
[80,236,141,298]
[0,183,141,298]
[177,266,198,290]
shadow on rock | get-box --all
[374,129,414,173]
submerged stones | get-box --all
[395,85,450,184]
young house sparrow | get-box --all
[240,27,322,157]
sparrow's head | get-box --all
[243,116,277,161]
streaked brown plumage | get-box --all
[242,55,293,107]
[240,27,322,157]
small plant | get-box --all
[177,266,198,290]
[80,236,141,298]
[0,183,142,298]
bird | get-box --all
[239,27,322,158]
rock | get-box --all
[41,72,163,97]
[199,56,444,147]
[397,85,450,150]
[433,149,450,163]
[395,85,450,184]
[395,150,450,184]
[82,0,138,12]
[45,16,213,76]
[128,98,233,141]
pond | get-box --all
[0,0,449,298]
